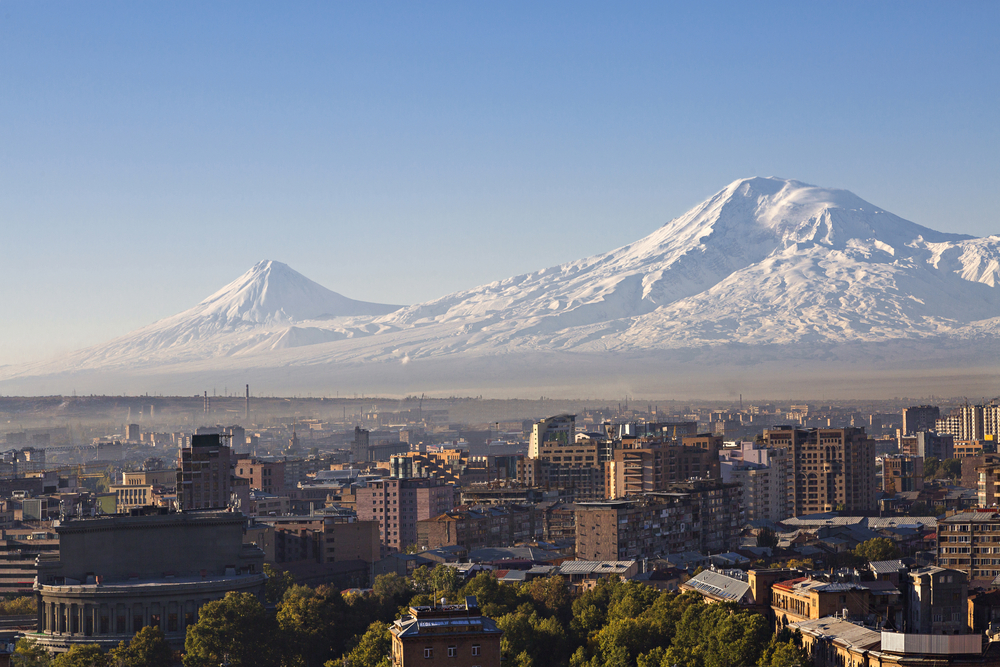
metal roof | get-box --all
[557,560,635,575]
[681,570,752,602]
[790,617,881,651]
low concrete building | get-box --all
[32,510,265,652]
[390,599,502,667]
[679,569,754,605]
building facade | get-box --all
[764,427,877,515]
[390,600,502,667]
[356,478,456,555]
[176,434,232,510]
[529,415,575,459]
[574,480,742,561]
[32,511,265,652]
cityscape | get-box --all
[0,395,997,666]
[3,3,999,667]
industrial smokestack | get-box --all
[245,384,250,421]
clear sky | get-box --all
[2,2,998,365]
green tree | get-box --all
[13,637,51,667]
[107,626,173,667]
[0,596,36,615]
[854,537,901,562]
[941,458,962,480]
[264,563,297,604]
[50,644,105,667]
[183,592,279,667]
[278,585,353,667]
[757,527,779,548]
[758,636,810,667]
[329,621,391,667]
[923,457,940,479]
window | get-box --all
[424,648,433,659]
[448,647,457,657]
[472,645,481,656]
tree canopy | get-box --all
[854,537,901,562]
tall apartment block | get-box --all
[353,427,370,463]
[936,402,1000,442]
[607,435,722,499]
[882,454,924,493]
[234,456,286,495]
[719,441,793,523]
[529,415,575,459]
[177,434,232,510]
[902,405,941,435]
[574,480,742,560]
[764,427,876,515]
[356,477,456,556]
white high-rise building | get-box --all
[529,414,575,459]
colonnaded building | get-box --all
[31,509,265,652]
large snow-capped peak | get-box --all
[375,177,999,347]
[192,259,400,324]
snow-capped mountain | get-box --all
[372,176,1000,352]
[4,177,1000,397]
[7,260,403,371]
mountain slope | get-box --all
[368,177,997,355]
[6,260,402,373]
[3,177,1000,395]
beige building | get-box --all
[764,427,876,515]
[529,415,575,459]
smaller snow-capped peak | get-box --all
[186,260,401,324]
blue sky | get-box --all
[2,2,998,364]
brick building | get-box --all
[416,505,535,551]
[390,599,501,667]
[234,456,286,495]
[356,478,456,555]
[574,480,742,561]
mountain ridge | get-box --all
[3,177,999,396]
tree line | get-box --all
[13,563,810,667]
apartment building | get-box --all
[937,511,1000,581]
[356,477,456,555]
[255,516,380,565]
[517,458,605,501]
[764,427,876,515]
[883,455,924,494]
[908,566,968,634]
[720,441,793,523]
[235,456,286,495]
[902,406,941,435]
[936,402,1000,442]
[529,415,575,459]
[416,505,535,551]
[607,437,721,499]
[574,480,741,560]
[177,434,232,510]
